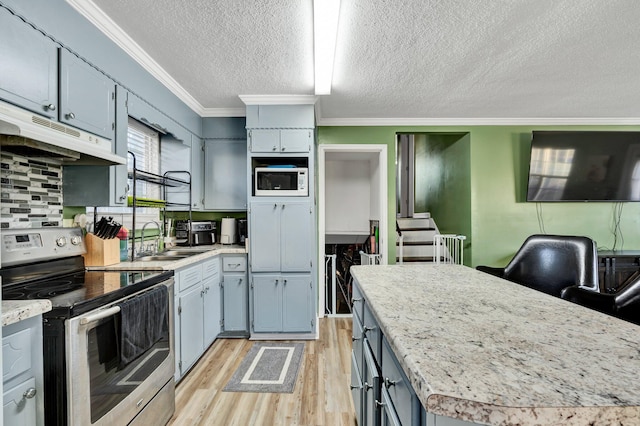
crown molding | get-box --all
[66,0,205,116]
[239,95,318,105]
[201,107,246,117]
[316,116,640,126]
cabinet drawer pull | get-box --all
[23,388,37,399]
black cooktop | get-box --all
[1,257,173,317]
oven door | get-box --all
[65,279,175,426]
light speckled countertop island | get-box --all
[351,264,640,426]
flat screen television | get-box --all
[526,131,640,202]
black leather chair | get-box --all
[561,278,640,325]
[476,234,600,297]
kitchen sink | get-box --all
[134,249,211,262]
[161,249,211,256]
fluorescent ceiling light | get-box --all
[313,0,341,95]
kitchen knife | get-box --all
[95,217,107,238]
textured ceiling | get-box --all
[84,0,640,123]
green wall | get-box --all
[318,125,640,267]
[417,133,472,264]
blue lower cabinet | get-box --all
[363,343,381,426]
[251,273,314,333]
[351,352,364,426]
[382,337,422,426]
[222,273,248,334]
[381,386,402,426]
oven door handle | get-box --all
[79,306,121,325]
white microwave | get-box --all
[255,167,308,196]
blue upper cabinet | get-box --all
[0,7,58,118]
[59,49,115,139]
[249,129,312,153]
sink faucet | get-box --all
[139,221,162,256]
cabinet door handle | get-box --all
[283,279,287,285]
[375,400,385,408]
[23,388,37,399]
[275,279,279,285]
[364,382,373,391]
[363,326,374,333]
[45,103,56,111]
[281,146,286,151]
[281,204,285,210]
[385,377,398,387]
[66,112,75,120]
[352,336,361,342]
[349,384,362,390]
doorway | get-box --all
[318,144,388,317]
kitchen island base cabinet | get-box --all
[251,274,314,333]
[174,257,221,382]
[221,255,249,337]
[351,279,474,426]
[2,315,44,426]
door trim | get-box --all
[317,144,388,317]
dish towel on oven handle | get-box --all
[119,286,169,368]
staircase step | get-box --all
[398,245,436,257]
[396,241,434,246]
[397,217,432,229]
[396,256,436,263]
[400,227,436,232]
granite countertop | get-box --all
[87,244,247,271]
[351,264,640,426]
[2,299,52,327]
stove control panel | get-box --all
[1,228,86,267]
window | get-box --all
[85,118,161,229]
[128,117,160,200]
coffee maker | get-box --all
[237,219,248,245]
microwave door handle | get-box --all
[79,306,121,325]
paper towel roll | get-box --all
[220,218,237,244]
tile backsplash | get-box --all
[1,151,63,229]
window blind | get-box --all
[128,117,160,200]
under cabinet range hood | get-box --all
[0,100,126,165]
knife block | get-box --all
[83,233,120,266]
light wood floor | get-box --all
[169,317,356,426]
